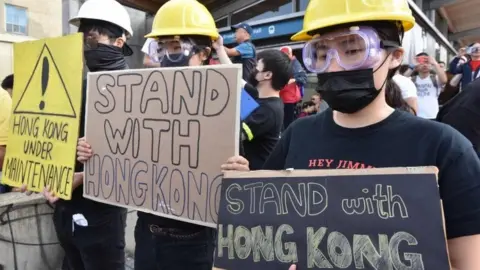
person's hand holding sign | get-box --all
[43,185,60,204]
[77,137,93,163]
[12,185,34,195]
[221,156,250,172]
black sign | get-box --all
[214,169,450,270]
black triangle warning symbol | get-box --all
[14,44,77,118]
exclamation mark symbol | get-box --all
[39,56,49,110]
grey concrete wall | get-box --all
[0,193,64,270]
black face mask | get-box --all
[316,69,384,114]
[248,69,259,87]
[161,53,192,67]
[84,43,127,72]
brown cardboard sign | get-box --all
[83,65,241,227]
[214,167,451,270]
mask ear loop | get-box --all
[373,50,395,91]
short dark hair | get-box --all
[416,52,429,57]
[78,19,125,41]
[1,74,13,90]
[257,49,292,91]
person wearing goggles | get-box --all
[450,42,480,88]
[76,0,217,269]
[222,0,480,269]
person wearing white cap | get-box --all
[18,0,133,269]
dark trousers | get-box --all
[134,217,216,270]
[53,206,127,270]
[283,103,296,130]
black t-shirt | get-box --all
[56,81,126,224]
[263,109,480,239]
[437,78,480,153]
[242,97,284,170]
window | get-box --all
[216,17,228,28]
[297,0,309,11]
[231,0,293,25]
[5,4,28,35]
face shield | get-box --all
[155,36,209,67]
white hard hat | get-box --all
[69,0,133,37]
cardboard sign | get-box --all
[83,65,241,227]
[214,167,450,270]
[1,33,84,200]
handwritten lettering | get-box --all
[225,182,328,217]
[218,224,424,269]
[84,66,240,227]
[342,184,409,219]
[217,224,298,263]
[3,157,73,196]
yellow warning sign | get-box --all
[1,33,83,200]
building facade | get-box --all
[0,0,63,80]
[215,0,457,99]
[218,0,456,64]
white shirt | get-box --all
[414,75,441,119]
[141,38,160,63]
[393,74,417,99]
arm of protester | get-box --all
[42,172,83,204]
[77,137,93,163]
[404,97,418,115]
[0,90,12,170]
[437,130,480,269]
[213,36,247,88]
[448,236,480,269]
[241,106,274,142]
[143,54,160,68]
[430,56,448,84]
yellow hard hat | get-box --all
[291,0,415,41]
[145,0,219,40]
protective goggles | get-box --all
[302,26,398,73]
[155,36,207,63]
[470,47,480,54]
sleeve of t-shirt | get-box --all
[242,106,274,142]
[438,127,480,238]
[141,38,153,55]
[234,43,254,59]
[0,90,12,145]
[393,76,417,99]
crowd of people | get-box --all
[0,0,479,269]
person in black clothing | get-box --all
[437,78,480,157]
[222,0,480,269]
[19,0,134,269]
[77,1,224,270]
[241,50,291,170]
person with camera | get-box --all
[449,43,480,88]
[410,52,447,119]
